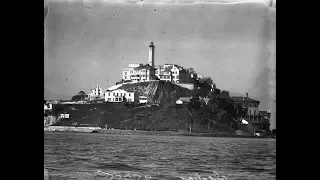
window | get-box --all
[113,93,115,96]
[129,93,131,97]
[117,93,119,96]
[124,72,127,75]
[124,76,127,79]
[108,93,110,96]
[120,93,122,96]
[124,93,126,96]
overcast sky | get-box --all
[44,0,276,129]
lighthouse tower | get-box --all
[148,42,155,67]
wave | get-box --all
[95,162,144,171]
[96,170,228,180]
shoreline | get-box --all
[44,126,275,139]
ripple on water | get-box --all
[44,133,276,179]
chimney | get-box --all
[246,93,248,98]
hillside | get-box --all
[118,81,192,105]
[52,103,234,133]
[48,81,235,133]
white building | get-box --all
[58,114,70,119]
[105,89,135,103]
[175,97,191,104]
[123,63,157,82]
[44,103,52,113]
[139,96,148,104]
[155,64,192,83]
[88,85,104,100]
[122,63,142,81]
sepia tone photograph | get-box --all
[44,0,276,179]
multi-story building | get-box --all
[122,63,143,81]
[155,65,172,82]
[132,64,157,82]
[155,64,193,83]
[88,85,104,100]
[232,93,271,132]
[105,89,136,103]
[122,42,199,84]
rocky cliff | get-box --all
[119,81,192,105]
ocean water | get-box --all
[44,132,276,180]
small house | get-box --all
[139,96,148,104]
[176,97,191,105]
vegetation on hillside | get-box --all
[187,87,248,132]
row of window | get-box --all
[107,98,133,102]
[108,92,132,97]
[248,103,258,108]
[249,110,258,115]
[237,103,258,108]
[124,70,144,75]
[246,116,261,123]
[160,76,171,79]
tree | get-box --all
[231,103,248,129]
[78,91,86,95]
[193,80,212,98]
[261,118,271,131]
[213,88,221,95]
[71,94,87,101]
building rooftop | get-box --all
[259,111,271,115]
[134,64,157,70]
[232,96,260,103]
[164,66,173,72]
[177,97,192,103]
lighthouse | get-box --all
[148,42,155,67]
